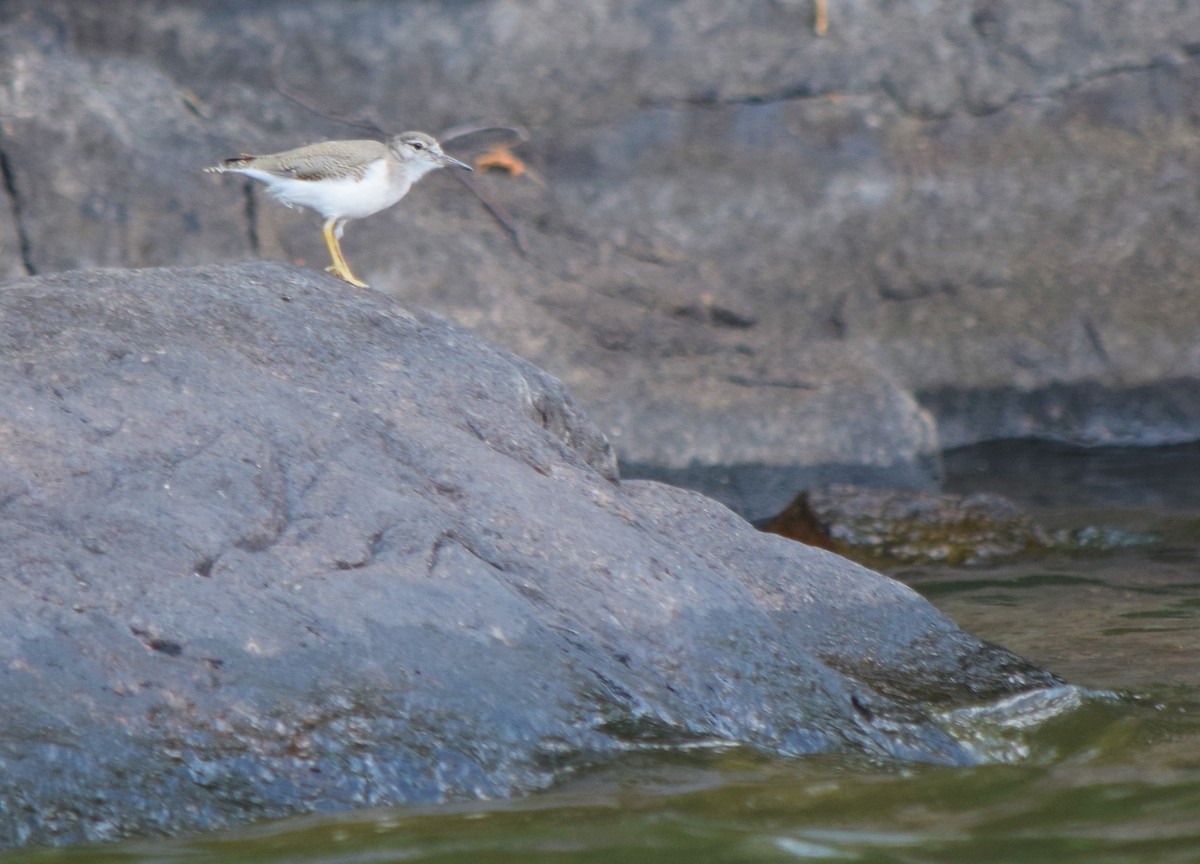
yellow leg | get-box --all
[321,219,369,288]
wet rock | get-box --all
[764,485,1048,565]
[5,2,1200,516]
[762,484,1152,565]
[0,264,1063,848]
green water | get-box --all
[6,442,1200,863]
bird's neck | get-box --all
[398,160,440,183]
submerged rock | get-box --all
[0,264,1063,849]
[761,484,1155,565]
[762,485,1048,565]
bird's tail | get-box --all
[203,155,254,173]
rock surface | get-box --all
[0,264,1064,848]
[3,2,1199,517]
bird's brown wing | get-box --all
[235,139,388,182]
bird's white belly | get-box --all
[246,160,412,221]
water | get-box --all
[5,441,1199,863]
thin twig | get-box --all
[814,0,828,36]
[453,172,527,257]
[269,45,385,136]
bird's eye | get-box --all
[411,140,425,150]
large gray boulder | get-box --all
[0,264,1064,848]
[2,1,1197,519]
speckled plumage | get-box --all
[217,139,388,183]
[205,131,471,287]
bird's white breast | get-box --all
[241,159,414,222]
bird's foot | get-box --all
[325,264,369,288]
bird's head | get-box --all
[389,132,472,177]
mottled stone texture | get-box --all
[0,264,1061,847]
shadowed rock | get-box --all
[0,264,1064,848]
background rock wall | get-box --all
[3,0,1198,518]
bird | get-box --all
[205,131,472,288]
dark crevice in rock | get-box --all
[725,374,819,390]
[681,52,1199,122]
[425,529,455,575]
[641,82,828,109]
[242,181,260,256]
[961,55,1197,119]
[367,527,387,561]
[148,638,183,657]
[426,528,508,577]
[670,304,757,329]
[130,626,184,657]
[0,137,36,276]
[637,51,1190,119]
[335,528,386,570]
[1081,316,1113,372]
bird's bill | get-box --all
[435,152,473,171]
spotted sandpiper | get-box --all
[205,131,471,287]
